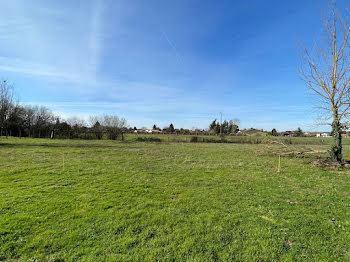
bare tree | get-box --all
[229,119,240,135]
[8,102,25,137]
[66,116,86,138]
[232,118,241,127]
[0,80,14,137]
[23,105,37,137]
[35,106,54,138]
[299,4,350,162]
[89,115,104,139]
[102,115,127,140]
[66,116,86,128]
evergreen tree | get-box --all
[169,123,175,133]
[296,127,303,137]
[271,128,277,136]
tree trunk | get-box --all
[331,118,342,162]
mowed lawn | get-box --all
[1,138,350,261]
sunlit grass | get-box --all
[1,137,350,261]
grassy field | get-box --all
[127,133,350,145]
[1,137,350,261]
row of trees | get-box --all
[209,119,240,135]
[152,123,176,133]
[269,127,304,137]
[2,79,242,140]
[150,124,205,134]
[0,80,127,140]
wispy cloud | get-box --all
[0,57,76,80]
[0,0,323,130]
[0,0,107,84]
[88,0,104,80]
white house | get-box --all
[321,133,331,137]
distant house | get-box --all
[134,129,163,134]
[151,129,162,134]
[134,129,148,134]
[300,132,332,137]
[304,132,319,137]
[236,130,244,136]
[283,131,295,137]
[308,132,319,137]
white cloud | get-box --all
[0,0,321,131]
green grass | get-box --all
[126,133,350,145]
[1,137,350,261]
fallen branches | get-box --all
[262,138,289,148]
[310,159,350,168]
[279,150,328,157]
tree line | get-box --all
[0,80,227,140]
[209,119,240,135]
[0,80,127,140]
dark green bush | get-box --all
[190,136,198,142]
[136,137,162,142]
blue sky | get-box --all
[0,0,340,131]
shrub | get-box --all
[190,136,198,143]
[136,137,162,142]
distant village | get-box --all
[131,127,350,138]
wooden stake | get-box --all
[62,153,65,171]
[278,155,281,173]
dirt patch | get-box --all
[310,159,350,168]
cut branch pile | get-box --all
[279,150,328,157]
[261,138,328,157]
